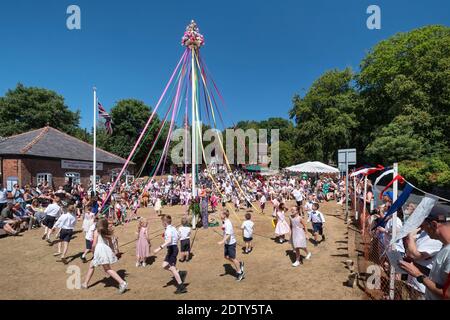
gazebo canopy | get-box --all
[285,161,339,174]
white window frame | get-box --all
[36,173,53,186]
[65,172,81,185]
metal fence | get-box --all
[351,196,425,300]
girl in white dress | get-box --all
[154,197,162,216]
[289,207,311,267]
[274,203,290,243]
[81,218,128,294]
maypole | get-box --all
[182,20,205,228]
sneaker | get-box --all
[118,282,128,294]
[41,234,47,240]
[306,253,312,260]
[81,284,88,290]
[53,252,62,256]
[136,262,140,267]
[240,261,245,274]
[322,235,326,242]
[236,272,245,282]
[292,261,300,267]
[46,238,52,244]
[142,262,147,267]
[175,284,187,294]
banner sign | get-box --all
[61,160,103,171]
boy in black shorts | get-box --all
[154,215,187,294]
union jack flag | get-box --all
[98,101,113,135]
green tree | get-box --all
[289,68,360,164]
[96,99,165,175]
[0,83,80,137]
[357,25,450,163]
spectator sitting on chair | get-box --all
[11,203,32,230]
[1,200,20,232]
[0,217,19,236]
[12,184,25,208]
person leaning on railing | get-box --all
[400,204,450,300]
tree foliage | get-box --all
[289,68,360,163]
[0,83,80,137]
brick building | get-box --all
[0,126,134,189]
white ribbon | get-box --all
[390,194,438,245]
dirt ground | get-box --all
[0,200,364,300]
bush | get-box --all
[399,156,450,191]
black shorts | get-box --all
[180,239,191,252]
[313,223,323,235]
[243,237,253,243]
[0,220,6,228]
[85,239,93,250]
[164,245,179,266]
[296,200,303,207]
[224,243,237,259]
[43,215,56,228]
[59,229,73,242]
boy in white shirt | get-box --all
[42,196,62,243]
[218,210,245,281]
[52,203,77,264]
[241,213,255,254]
[154,215,187,294]
[259,194,267,214]
[178,216,192,263]
[307,203,326,246]
[82,217,98,263]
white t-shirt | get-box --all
[54,213,77,230]
[164,225,179,246]
[241,220,254,239]
[44,203,62,218]
[0,188,7,204]
[292,189,303,202]
[308,210,325,224]
[178,226,191,240]
[426,244,450,300]
[407,231,443,293]
[85,223,96,241]
[384,217,405,252]
[260,195,267,204]
[223,219,236,245]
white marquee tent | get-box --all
[285,161,339,174]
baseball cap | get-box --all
[426,204,450,223]
[383,191,394,201]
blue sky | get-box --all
[0,0,449,130]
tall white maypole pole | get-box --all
[182,20,205,228]
[93,86,97,196]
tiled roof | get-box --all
[0,127,132,165]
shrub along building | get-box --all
[0,126,134,189]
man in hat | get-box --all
[400,204,450,300]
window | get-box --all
[110,169,129,182]
[37,173,52,187]
[65,172,81,185]
[90,175,100,184]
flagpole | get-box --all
[93,86,97,196]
